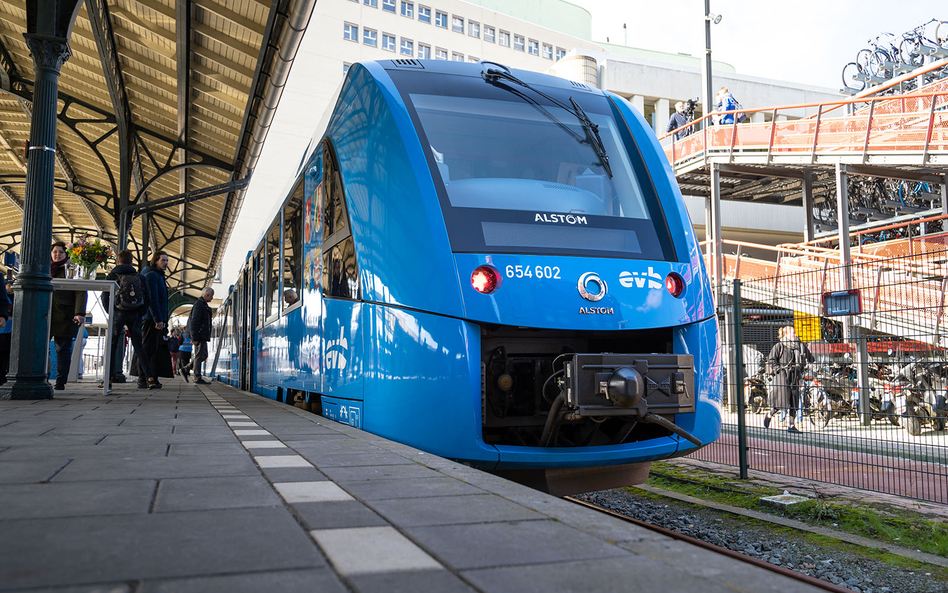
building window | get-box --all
[343,23,358,42]
[435,11,447,28]
[382,0,395,13]
[528,39,539,55]
[418,44,431,59]
[555,47,566,61]
[452,16,463,33]
[400,38,414,56]
[265,223,280,320]
[498,30,510,47]
[514,35,525,51]
[418,5,431,23]
[343,62,352,73]
[434,47,448,60]
[484,26,495,43]
[452,52,464,61]
[542,43,553,60]
[363,28,377,47]
[382,33,396,51]
[364,0,377,6]
[468,21,480,38]
[401,1,413,18]
[468,56,479,63]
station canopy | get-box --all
[0,0,315,298]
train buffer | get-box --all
[0,381,828,592]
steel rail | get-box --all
[565,496,854,593]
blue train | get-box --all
[211,59,721,494]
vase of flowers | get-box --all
[65,236,114,279]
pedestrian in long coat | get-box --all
[50,242,87,390]
[764,325,813,433]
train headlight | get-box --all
[665,272,685,298]
[471,266,500,294]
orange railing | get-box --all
[661,74,948,168]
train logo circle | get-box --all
[577,272,607,302]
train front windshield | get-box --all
[398,72,675,261]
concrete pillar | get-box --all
[776,115,789,122]
[630,95,645,115]
[751,112,766,123]
[655,98,670,135]
[2,25,79,400]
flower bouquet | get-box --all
[66,236,114,279]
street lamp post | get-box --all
[701,1,722,128]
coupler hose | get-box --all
[540,392,566,446]
[641,412,702,447]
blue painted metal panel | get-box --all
[322,396,363,429]
[325,63,464,317]
[454,253,711,330]
[361,303,499,466]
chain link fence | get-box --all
[695,249,948,504]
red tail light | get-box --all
[471,266,500,294]
[665,272,685,298]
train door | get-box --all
[319,141,363,427]
[250,247,265,391]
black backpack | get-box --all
[115,271,145,311]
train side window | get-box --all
[255,249,265,328]
[322,141,360,299]
[282,181,304,313]
[265,222,280,321]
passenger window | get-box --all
[321,141,360,299]
[255,249,265,328]
[282,182,304,311]
[265,223,280,320]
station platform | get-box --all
[0,379,825,592]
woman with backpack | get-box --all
[102,250,156,389]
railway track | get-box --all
[566,496,854,593]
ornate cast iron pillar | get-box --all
[1,34,73,400]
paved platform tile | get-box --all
[52,455,258,482]
[241,441,287,449]
[0,479,154,520]
[227,422,259,428]
[405,520,629,570]
[274,481,353,503]
[350,569,477,593]
[260,466,328,483]
[255,455,312,468]
[317,463,440,483]
[293,500,389,531]
[311,526,443,575]
[234,430,271,436]
[166,443,248,456]
[0,458,71,484]
[340,476,484,501]
[368,494,543,527]
[154,476,282,512]
[143,568,347,593]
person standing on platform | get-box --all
[168,328,181,376]
[177,332,193,382]
[141,250,170,389]
[183,287,214,385]
[0,277,11,385]
[764,325,814,434]
[49,241,87,391]
[715,86,745,125]
[665,101,693,140]
[102,250,155,389]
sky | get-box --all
[571,0,942,90]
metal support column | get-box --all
[1,1,83,400]
[701,0,714,129]
[802,170,815,242]
[711,162,724,304]
[734,280,748,480]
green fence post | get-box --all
[733,280,748,480]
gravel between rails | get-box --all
[576,489,947,593]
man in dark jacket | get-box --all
[140,250,170,388]
[50,242,87,390]
[665,101,693,140]
[103,250,154,389]
[183,287,214,384]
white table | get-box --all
[51,278,117,396]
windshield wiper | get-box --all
[482,64,613,177]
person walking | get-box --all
[177,332,193,382]
[183,287,214,384]
[763,325,814,433]
[0,277,11,385]
[49,241,87,391]
[140,250,171,389]
[102,250,155,389]
[715,86,745,125]
[168,329,181,376]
